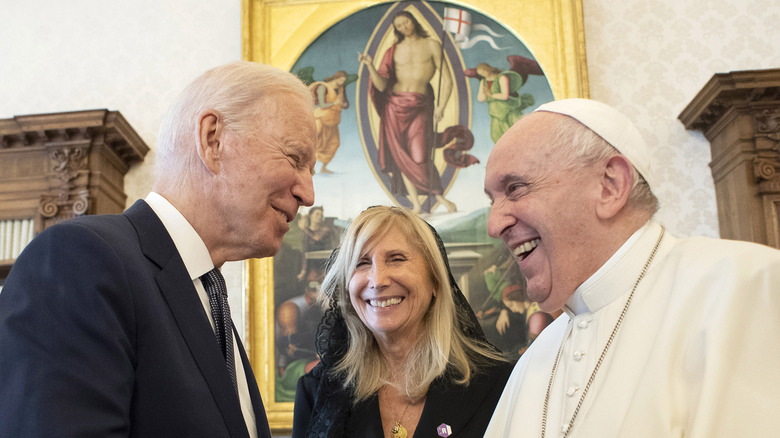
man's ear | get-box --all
[596,154,634,220]
[196,109,224,175]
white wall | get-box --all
[0,0,247,328]
[2,0,780,329]
[1,0,242,201]
[584,0,780,237]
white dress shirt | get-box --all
[146,192,257,438]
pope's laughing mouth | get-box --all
[513,238,540,262]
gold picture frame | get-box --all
[242,0,588,433]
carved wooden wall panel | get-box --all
[0,110,148,278]
[679,69,780,249]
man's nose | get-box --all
[487,201,514,239]
[294,171,315,207]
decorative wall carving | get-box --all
[679,68,780,249]
[0,109,148,276]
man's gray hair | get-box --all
[154,61,312,190]
[548,115,659,215]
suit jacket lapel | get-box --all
[416,376,489,438]
[124,200,249,438]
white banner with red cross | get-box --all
[443,7,471,43]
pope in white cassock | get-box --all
[482,98,780,438]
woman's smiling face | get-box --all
[348,227,434,345]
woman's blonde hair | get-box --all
[319,206,505,402]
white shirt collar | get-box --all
[145,192,214,280]
[565,221,662,316]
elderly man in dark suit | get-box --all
[0,61,317,437]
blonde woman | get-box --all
[293,206,513,437]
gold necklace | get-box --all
[541,226,665,438]
[390,403,411,438]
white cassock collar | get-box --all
[564,221,663,316]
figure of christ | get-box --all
[358,10,457,213]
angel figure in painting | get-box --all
[467,55,543,143]
[296,67,357,174]
[309,71,355,174]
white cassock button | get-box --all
[561,424,570,433]
[577,319,590,329]
[566,385,580,397]
[573,350,585,361]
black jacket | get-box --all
[293,359,514,437]
[0,200,270,437]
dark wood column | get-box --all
[679,69,780,249]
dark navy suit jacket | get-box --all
[0,200,271,437]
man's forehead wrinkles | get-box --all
[501,173,525,187]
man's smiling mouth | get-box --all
[273,206,295,223]
[514,238,540,262]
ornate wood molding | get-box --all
[679,68,780,248]
[0,109,149,234]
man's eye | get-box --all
[507,182,527,196]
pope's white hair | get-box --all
[548,115,659,216]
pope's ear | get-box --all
[196,109,224,175]
[596,154,634,220]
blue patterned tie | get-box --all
[201,268,237,394]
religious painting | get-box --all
[242,0,587,432]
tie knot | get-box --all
[201,268,227,298]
